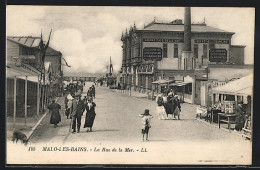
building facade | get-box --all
[7,36,63,107]
[120,18,252,105]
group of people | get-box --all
[64,81,84,97]
[68,93,97,133]
[156,89,181,120]
[48,83,97,134]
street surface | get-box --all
[7,82,251,165]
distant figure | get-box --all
[48,99,61,128]
[91,85,95,98]
[138,109,153,142]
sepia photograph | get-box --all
[5,5,254,165]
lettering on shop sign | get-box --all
[194,39,229,44]
[143,38,184,43]
[209,49,227,62]
[143,47,162,61]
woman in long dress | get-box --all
[156,94,166,120]
[83,98,96,132]
[48,99,61,128]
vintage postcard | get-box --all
[6,6,254,165]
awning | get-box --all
[212,73,253,96]
[152,79,174,85]
[169,81,191,87]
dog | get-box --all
[12,130,28,145]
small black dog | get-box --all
[12,130,28,145]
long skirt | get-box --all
[163,103,174,115]
[157,106,166,119]
[84,113,96,128]
[50,112,61,125]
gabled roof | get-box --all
[7,36,42,48]
[7,36,61,55]
[140,23,234,34]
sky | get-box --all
[6,6,255,76]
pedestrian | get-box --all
[83,97,96,132]
[164,94,174,119]
[156,94,166,120]
[235,103,246,131]
[65,92,74,119]
[138,109,153,142]
[70,95,85,133]
[91,85,96,98]
[48,99,61,128]
[173,95,181,120]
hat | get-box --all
[144,109,150,115]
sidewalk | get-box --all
[6,97,59,141]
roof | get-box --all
[7,36,42,48]
[6,60,40,79]
[141,23,234,34]
[46,46,62,56]
[212,73,253,96]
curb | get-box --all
[196,117,244,138]
[27,97,60,140]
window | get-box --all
[203,44,207,58]
[174,44,178,58]
[194,44,198,58]
[163,43,167,58]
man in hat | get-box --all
[70,94,85,133]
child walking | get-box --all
[138,109,153,141]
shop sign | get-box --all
[209,49,227,62]
[143,38,184,43]
[143,47,162,60]
[194,39,229,44]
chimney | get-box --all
[180,7,194,71]
[183,7,191,51]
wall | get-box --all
[6,40,19,64]
[229,46,245,64]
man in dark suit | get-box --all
[70,95,85,133]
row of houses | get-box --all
[6,36,63,128]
